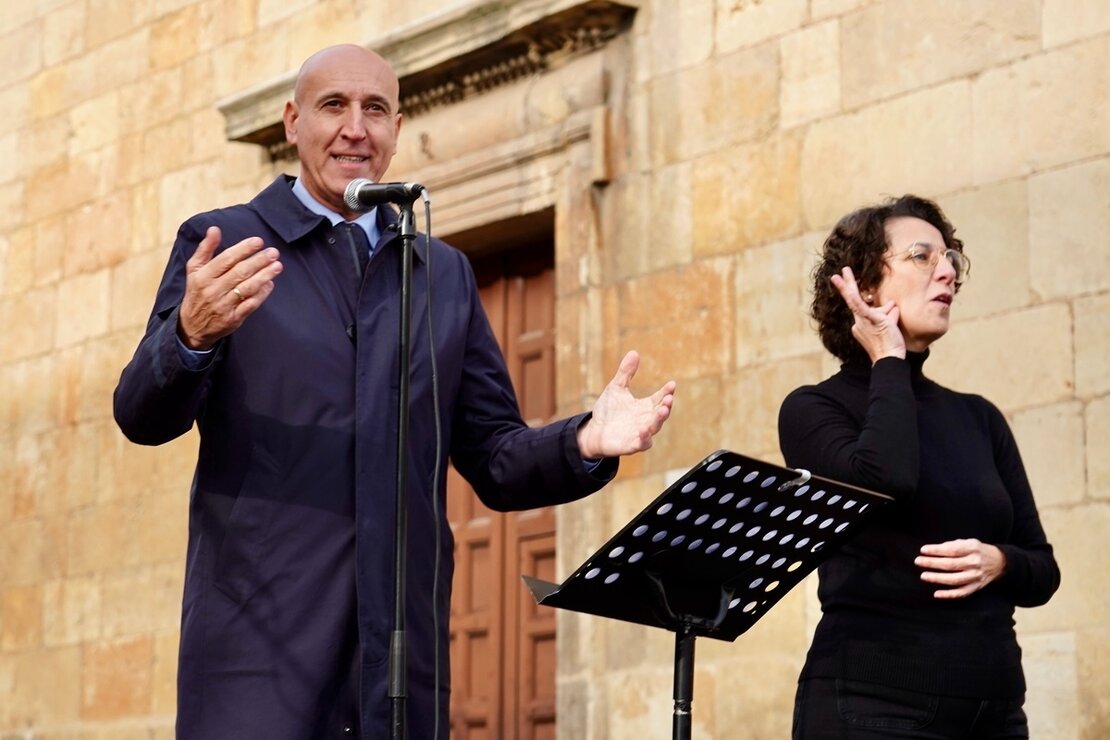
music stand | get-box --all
[524,450,892,739]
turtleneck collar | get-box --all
[841,349,934,390]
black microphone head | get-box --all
[344,178,374,211]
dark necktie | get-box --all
[339,221,371,279]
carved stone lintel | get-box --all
[216,0,637,160]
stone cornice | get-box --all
[216,0,637,160]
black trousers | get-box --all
[792,678,1029,740]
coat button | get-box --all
[342,726,354,736]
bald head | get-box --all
[293,44,400,109]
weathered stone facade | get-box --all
[0,0,1106,737]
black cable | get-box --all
[419,191,445,740]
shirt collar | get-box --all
[291,177,380,247]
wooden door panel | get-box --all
[449,244,556,739]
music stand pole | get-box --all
[389,200,418,740]
[673,624,695,740]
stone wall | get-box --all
[0,0,1105,737]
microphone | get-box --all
[344,178,425,210]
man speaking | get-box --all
[114,44,675,739]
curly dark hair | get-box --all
[812,194,966,364]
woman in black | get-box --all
[778,195,1060,739]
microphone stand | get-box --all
[389,198,418,740]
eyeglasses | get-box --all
[894,242,971,284]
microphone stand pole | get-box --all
[389,199,418,740]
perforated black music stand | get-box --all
[524,450,892,739]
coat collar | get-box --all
[251,175,427,262]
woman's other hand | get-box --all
[915,538,1008,599]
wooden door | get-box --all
[448,246,557,740]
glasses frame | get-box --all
[892,241,971,285]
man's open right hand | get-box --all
[178,226,283,350]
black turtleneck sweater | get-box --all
[777,353,1060,698]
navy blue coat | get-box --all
[114,176,615,739]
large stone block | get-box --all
[81,635,153,720]
[0,585,42,651]
[1075,294,1110,399]
[707,653,799,739]
[801,81,973,230]
[65,502,139,576]
[44,1,86,66]
[136,490,189,565]
[643,0,715,78]
[937,181,1032,319]
[64,194,132,277]
[0,83,30,142]
[648,41,779,168]
[0,131,18,187]
[974,37,1110,185]
[1076,627,1110,739]
[101,564,183,638]
[734,231,826,367]
[199,0,258,53]
[34,216,67,288]
[1021,631,1081,740]
[722,355,825,459]
[119,67,186,137]
[0,180,24,236]
[158,163,221,241]
[151,630,180,714]
[149,6,199,72]
[68,92,120,158]
[1,646,82,727]
[600,174,690,282]
[2,225,33,295]
[1043,0,1110,48]
[1011,402,1086,508]
[0,286,57,363]
[85,30,150,102]
[927,303,1073,413]
[209,29,291,101]
[692,131,803,257]
[42,576,101,647]
[1030,158,1110,300]
[616,257,734,380]
[85,0,151,49]
[131,181,165,256]
[780,20,841,129]
[142,117,196,180]
[606,666,679,737]
[841,0,1039,109]
[110,251,164,333]
[638,375,728,474]
[1,355,60,440]
[0,519,43,587]
[22,113,71,173]
[1087,396,1110,501]
[54,270,110,349]
[715,0,808,55]
[1015,506,1107,634]
[0,22,43,89]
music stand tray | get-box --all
[524,450,892,739]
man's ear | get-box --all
[283,100,299,144]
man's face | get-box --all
[283,46,403,220]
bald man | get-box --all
[115,45,675,739]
